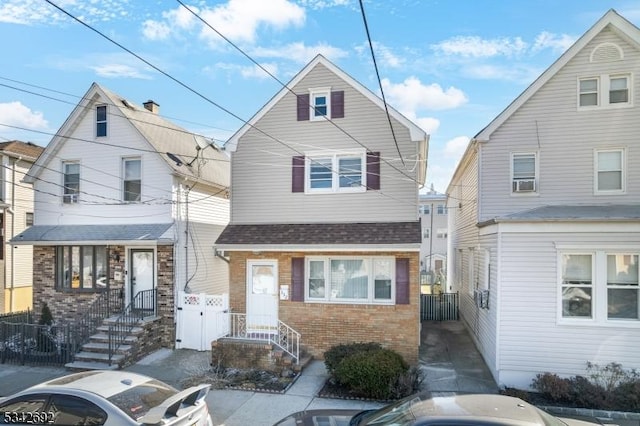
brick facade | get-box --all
[228,251,420,364]
[33,245,176,348]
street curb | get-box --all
[542,405,640,421]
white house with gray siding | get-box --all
[216,55,429,364]
[447,9,640,389]
[12,83,230,343]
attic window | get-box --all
[96,105,107,137]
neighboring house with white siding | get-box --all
[11,83,230,352]
[418,186,448,292]
[216,55,428,364]
[446,9,640,389]
[0,141,44,313]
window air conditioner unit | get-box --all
[513,179,536,192]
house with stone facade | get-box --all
[446,9,640,389]
[11,82,230,366]
[215,54,429,365]
[0,141,44,313]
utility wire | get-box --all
[358,0,405,167]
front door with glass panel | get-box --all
[131,249,155,314]
[246,260,278,334]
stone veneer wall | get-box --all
[33,245,176,349]
[229,251,420,365]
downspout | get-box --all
[184,182,190,292]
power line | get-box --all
[37,1,422,208]
[358,0,405,167]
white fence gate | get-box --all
[176,292,229,351]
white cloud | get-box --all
[432,35,528,58]
[199,0,305,48]
[90,64,153,79]
[463,64,542,83]
[298,0,351,9]
[0,0,130,25]
[211,62,279,80]
[533,31,576,53]
[250,42,348,64]
[444,136,470,160]
[381,77,468,113]
[0,102,48,129]
[142,6,198,41]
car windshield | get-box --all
[107,379,178,420]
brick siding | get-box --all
[228,251,420,364]
[33,245,175,348]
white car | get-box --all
[0,370,212,425]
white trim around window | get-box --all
[594,148,625,195]
[577,73,633,110]
[122,157,142,202]
[309,87,331,121]
[558,250,639,327]
[305,151,366,193]
[305,256,395,304]
[510,152,538,195]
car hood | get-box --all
[556,415,605,425]
[274,409,364,426]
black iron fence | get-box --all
[420,292,459,321]
[0,321,79,366]
[0,309,33,324]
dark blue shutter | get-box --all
[396,258,410,305]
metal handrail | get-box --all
[68,289,123,357]
[107,288,156,366]
[226,313,300,363]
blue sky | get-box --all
[1,0,639,193]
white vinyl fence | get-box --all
[176,292,229,351]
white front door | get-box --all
[246,260,278,333]
[131,249,155,312]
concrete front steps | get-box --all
[65,316,144,371]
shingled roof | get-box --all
[215,221,421,248]
[0,140,44,161]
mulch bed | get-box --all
[181,367,298,394]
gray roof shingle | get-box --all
[479,204,640,227]
[11,223,174,244]
[215,222,421,246]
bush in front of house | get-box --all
[324,342,421,400]
[530,362,640,412]
[324,342,382,375]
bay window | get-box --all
[306,257,394,303]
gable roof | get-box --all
[448,9,640,192]
[0,140,44,161]
[475,9,640,141]
[25,83,229,190]
[224,54,427,152]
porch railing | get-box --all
[226,313,300,364]
[71,289,124,352]
[107,288,156,366]
[0,309,33,324]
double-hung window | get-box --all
[306,152,365,193]
[560,251,640,324]
[419,205,430,215]
[310,89,330,120]
[63,161,80,204]
[436,204,446,215]
[595,149,624,193]
[96,105,107,137]
[512,153,537,193]
[306,257,394,303]
[123,158,142,202]
[56,246,108,291]
[578,74,632,109]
